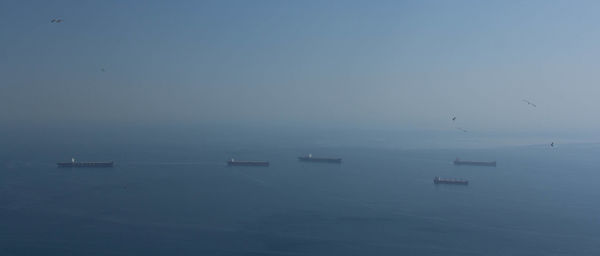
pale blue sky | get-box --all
[2,0,600,132]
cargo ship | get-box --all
[453,158,496,167]
[433,176,468,185]
[227,158,269,167]
[298,154,342,163]
[57,158,114,168]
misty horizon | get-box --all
[4,1,600,255]
[3,1,600,134]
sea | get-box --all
[1,125,599,255]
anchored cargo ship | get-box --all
[57,158,114,168]
[453,158,496,167]
[227,158,269,167]
[298,154,342,163]
[433,176,469,185]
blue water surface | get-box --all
[1,128,599,255]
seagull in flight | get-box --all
[452,116,456,121]
[522,99,537,107]
[51,19,63,23]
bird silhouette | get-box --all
[50,19,63,23]
[551,142,554,147]
[522,99,537,107]
[452,117,456,121]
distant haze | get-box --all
[2,0,600,133]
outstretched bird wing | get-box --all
[522,99,537,107]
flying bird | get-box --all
[551,142,554,147]
[50,19,63,23]
[522,99,537,107]
[452,117,456,121]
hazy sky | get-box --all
[2,0,600,132]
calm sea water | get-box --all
[1,129,600,255]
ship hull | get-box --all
[453,160,496,167]
[298,157,342,163]
[227,161,269,167]
[434,177,468,185]
[57,162,114,168]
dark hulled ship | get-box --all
[453,158,496,167]
[57,158,114,168]
[298,154,342,163]
[227,158,269,167]
[433,176,468,185]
